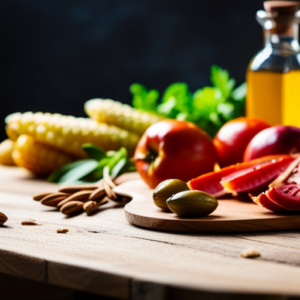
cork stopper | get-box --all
[263,1,299,35]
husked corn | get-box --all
[6,112,140,158]
[0,139,15,166]
[12,135,74,175]
[85,99,163,136]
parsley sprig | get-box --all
[130,65,246,137]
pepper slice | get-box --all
[221,156,295,194]
[252,192,286,213]
[267,183,300,210]
[188,155,292,198]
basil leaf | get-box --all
[57,159,99,184]
[82,144,107,161]
[111,157,127,179]
[48,159,95,183]
[107,147,127,169]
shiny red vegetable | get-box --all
[134,119,217,189]
[188,155,294,198]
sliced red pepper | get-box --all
[252,192,287,213]
[188,165,236,198]
[267,183,300,210]
[221,156,295,194]
[188,155,292,198]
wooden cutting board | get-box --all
[114,179,300,233]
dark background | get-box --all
[1,0,264,141]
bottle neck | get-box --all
[264,23,300,53]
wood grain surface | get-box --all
[2,166,300,298]
[117,180,300,233]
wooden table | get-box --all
[1,166,300,299]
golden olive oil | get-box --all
[246,69,300,127]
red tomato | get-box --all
[213,117,270,167]
[221,156,295,193]
[188,155,291,198]
[267,183,300,210]
[134,119,217,189]
[252,193,286,213]
[243,126,300,162]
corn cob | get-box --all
[85,98,163,136]
[6,112,140,158]
[0,139,16,166]
[12,135,74,176]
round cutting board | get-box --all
[114,179,300,233]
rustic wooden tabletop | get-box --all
[1,166,300,300]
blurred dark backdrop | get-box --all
[1,0,264,141]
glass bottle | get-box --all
[246,1,300,126]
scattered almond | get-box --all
[62,190,92,201]
[57,228,69,234]
[57,190,92,207]
[58,184,98,193]
[33,192,52,201]
[89,187,106,200]
[22,221,38,226]
[83,201,98,215]
[103,181,118,201]
[240,248,261,258]
[60,201,84,215]
[103,166,116,188]
[41,195,69,207]
[0,212,8,226]
[34,173,133,217]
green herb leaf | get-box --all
[130,83,159,112]
[57,159,99,184]
[111,157,127,179]
[82,144,107,161]
[48,159,98,183]
[210,65,235,97]
[107,147,127,169]
[193,87,222,115]
[161,83,190,104]
[157,98,178,117]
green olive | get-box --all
[166,190,218,218]
[153,179,189,211]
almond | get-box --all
[0,212,8,226]
[89,187,106,200]
[33,192,52,201]
[22,221,38,226]
[57,190,92,207]
[103,166,116,188]
[57,228,69,233]
[83,201,98,215]
[60,201,84,215]
[58,185,99,193]
[41,195,69,207]
[240,248,261,258]
[103,181,117,201]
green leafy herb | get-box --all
[48,144,135,184]
[130,65,246,137]
[129,83,159,112]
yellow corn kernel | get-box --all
[6,112,140,158]
[0,139,16,166]
[12,135,74,176]
[84,98,163,136]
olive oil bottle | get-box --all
[246,1,300,127]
